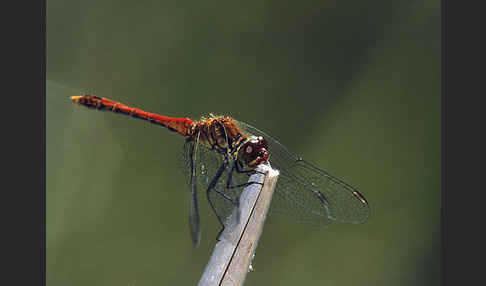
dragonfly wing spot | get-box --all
[352,190,368,205]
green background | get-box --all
[47,0,440,285]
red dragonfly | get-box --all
[71,94,369,247]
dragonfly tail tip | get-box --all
[70,95,82,102]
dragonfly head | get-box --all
[240,136,269,168]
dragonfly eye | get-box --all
[241,136,269,168]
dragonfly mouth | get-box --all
[248,149,269,168]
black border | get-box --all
[2,0,45,285]
[443,1,486,285]
[41,0,47,282]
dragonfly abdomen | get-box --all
[71,94,194,136]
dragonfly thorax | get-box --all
[189,116,247,155]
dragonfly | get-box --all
[71,94,370,247]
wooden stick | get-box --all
[198,164,279,286]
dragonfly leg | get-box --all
[226,161,264,189]
[214,188,238,203]
[215,226,225,243]
[206,161,230,229]
[227,181,263,189]
[235,160,265,176]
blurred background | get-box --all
[47,0,440,285]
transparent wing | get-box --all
[182,133,253,240]
[235,120,370,225]
[182,134,201,247]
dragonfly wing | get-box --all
[235,120,370,225]
[182,135,248,238]
[268,164,333,225]
[275,160,369,224]
[182,137,201,247]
